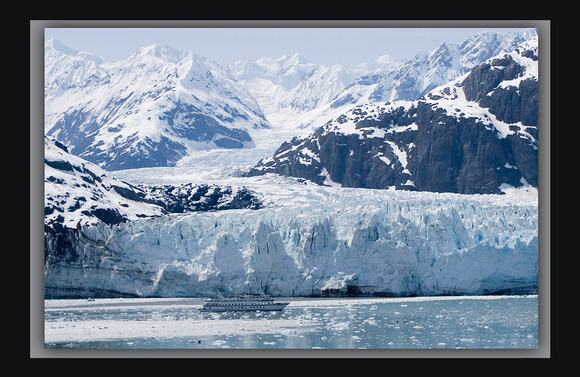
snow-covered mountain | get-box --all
[229,53,351,132]
[368,29,537,103]
[45,29,536,171]
[45,40,270,170]
[230,52,402,134]
[230,29,537,135]
[246,37,538,195]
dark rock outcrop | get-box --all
[246,40,538,195]
[138,183,262,213]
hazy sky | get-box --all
[45,27,530,69]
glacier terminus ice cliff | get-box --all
[45,175,538,298]
[43,30,539,299]
[44,130,538,298]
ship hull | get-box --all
[200,302,289,313]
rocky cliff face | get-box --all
[246,38,538,195]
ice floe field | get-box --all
[45,295,538,349]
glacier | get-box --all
[45,175,537,298]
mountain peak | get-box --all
[374,54,403,69]
[282,52,311,68]
[274,54,288,62]
[248,37,538,195]
[46,38,79,56]
[46,39,104,65]
[134,44,189,64]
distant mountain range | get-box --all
[230,29,537,131]
[45,29,537,175]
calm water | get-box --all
[45,295,538,349]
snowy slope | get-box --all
[230,52,403,137]
[45,40,270,170]
[229,53,350,135]
[229,53,325,114]
[44,136,262,229]
[44,136,165,228]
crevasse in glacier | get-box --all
[45,183,537,298]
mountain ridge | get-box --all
[45,29,536,172]
[245,36,539,195]
[229,29,537,136]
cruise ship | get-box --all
[200,294,289,312]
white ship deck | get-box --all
[200,295,289,312]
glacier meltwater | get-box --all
[45,175,538,298]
